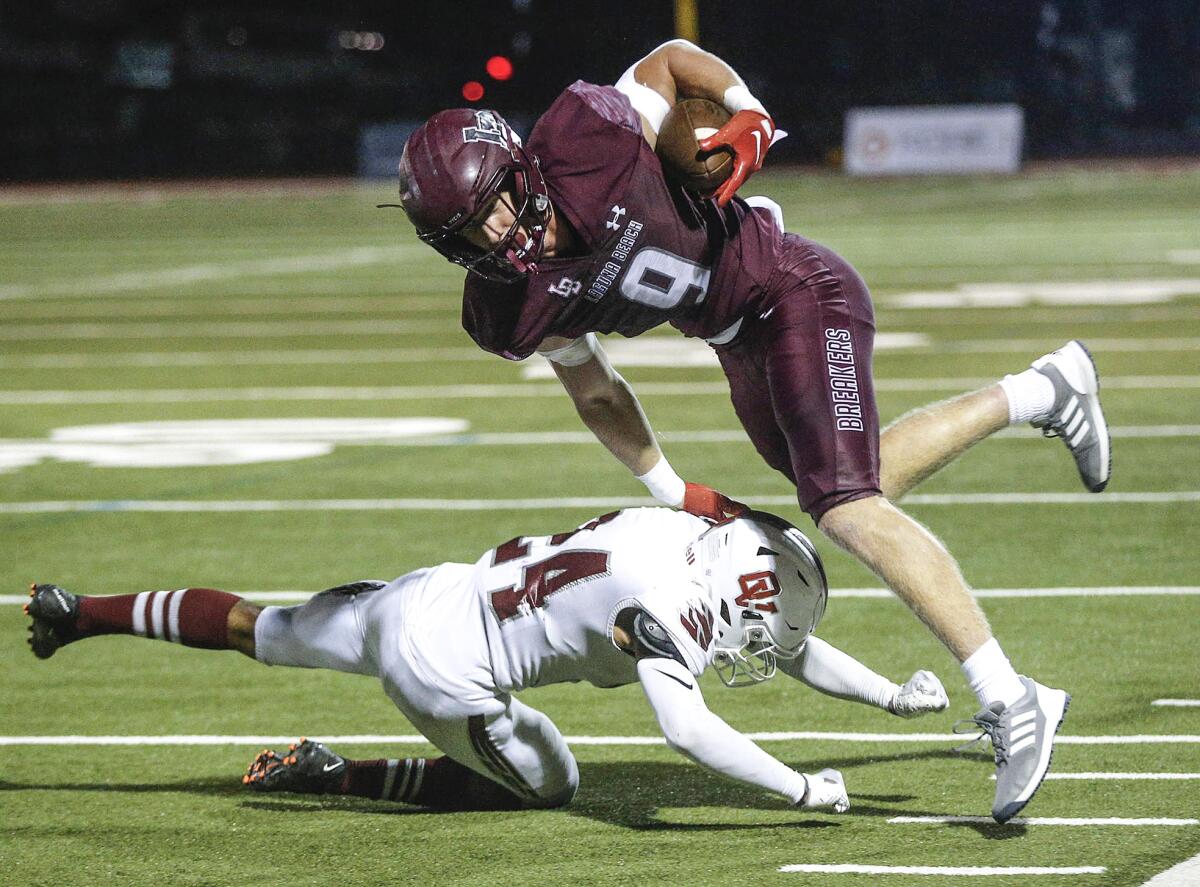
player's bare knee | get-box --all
[817,495,878,543]
[226,600,262,658]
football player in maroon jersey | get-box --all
[391,39,1110,823]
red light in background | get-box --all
[486,55,514,81]
[462,81,485,102]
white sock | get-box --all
[998,368,1056,425]
[961,638,1026,709]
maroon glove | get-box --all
[697,110,776,207]
[682,482,749,522]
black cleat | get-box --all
[25,583,81,659]
[243,738,346,794]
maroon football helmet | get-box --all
[396,108,551,283]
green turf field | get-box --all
[1,167,1198,886]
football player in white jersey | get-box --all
[26,508,948,812]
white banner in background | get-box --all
[844,104,1024,175]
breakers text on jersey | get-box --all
[586,218,644,302]
[825,328,864,431]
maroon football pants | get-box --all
[714,235,882,522]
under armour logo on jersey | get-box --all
[547,276,582,297]
[605,205,626,230]
[680,604,715,650]
[462,110,510,147]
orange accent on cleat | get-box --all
[23,604,29,614]
[242,775,250,784]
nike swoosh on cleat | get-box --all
[653,669,694,691]
[322,761,345,773]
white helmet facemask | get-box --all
[691,511,829,688]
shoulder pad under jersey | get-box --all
[631,608,686,666]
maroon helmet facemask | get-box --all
[394,109,550,283]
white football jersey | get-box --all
[470,508,718,693]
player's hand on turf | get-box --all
[888,669,950,718]
[697,110,777,207]
[682,482,748,522]
[799,768,850,813]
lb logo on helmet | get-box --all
[735,570,779,613]
[463,110,514,147]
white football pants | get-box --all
[254,564,579,807]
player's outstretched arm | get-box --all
[540,334,748,520]
[636,656,848,811]
[614,39,780,205]
[539,334,664,479]
[778,636,950,718]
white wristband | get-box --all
[636,456,686,508]
[615,68,671,134]
[722,84,767,116]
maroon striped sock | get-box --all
[337,756,522,810]
[76,588,239,648]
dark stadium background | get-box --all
[1,0,1197,182]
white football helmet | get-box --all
[691,511,828,687]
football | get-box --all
[654,98,733,194]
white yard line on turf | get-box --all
[1142,852,1200,887]
[1153,700,1200,707]
[881,279,1200,309]
[241,424,1200,442]
[944,337,1200,353]
[0,384,729,405]
[2,376,1198,405]
[832,587,1200,599]
[5,336,1200,368]
[2,426,1197,454]
[874,306,1200,325]
[7,587,1197,607]
[1006,773,1200,780]
[0,319,448,340]
[2,733,1199,746]
[1,492,1197,515]
[4,586,1198,608]
[0,348,491,368]
[216,424,1200,443]
[0,246,422,300]
[889,816,1198,826]
[0,296,458,320]
[779,865,1106,876]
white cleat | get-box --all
[1031,340,1111,492]
[957,677,1071,823]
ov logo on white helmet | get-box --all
[694,511,829,687]
[735,570,780,613]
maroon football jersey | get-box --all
[461,81,785,360]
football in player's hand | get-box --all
[655,98,733,196]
